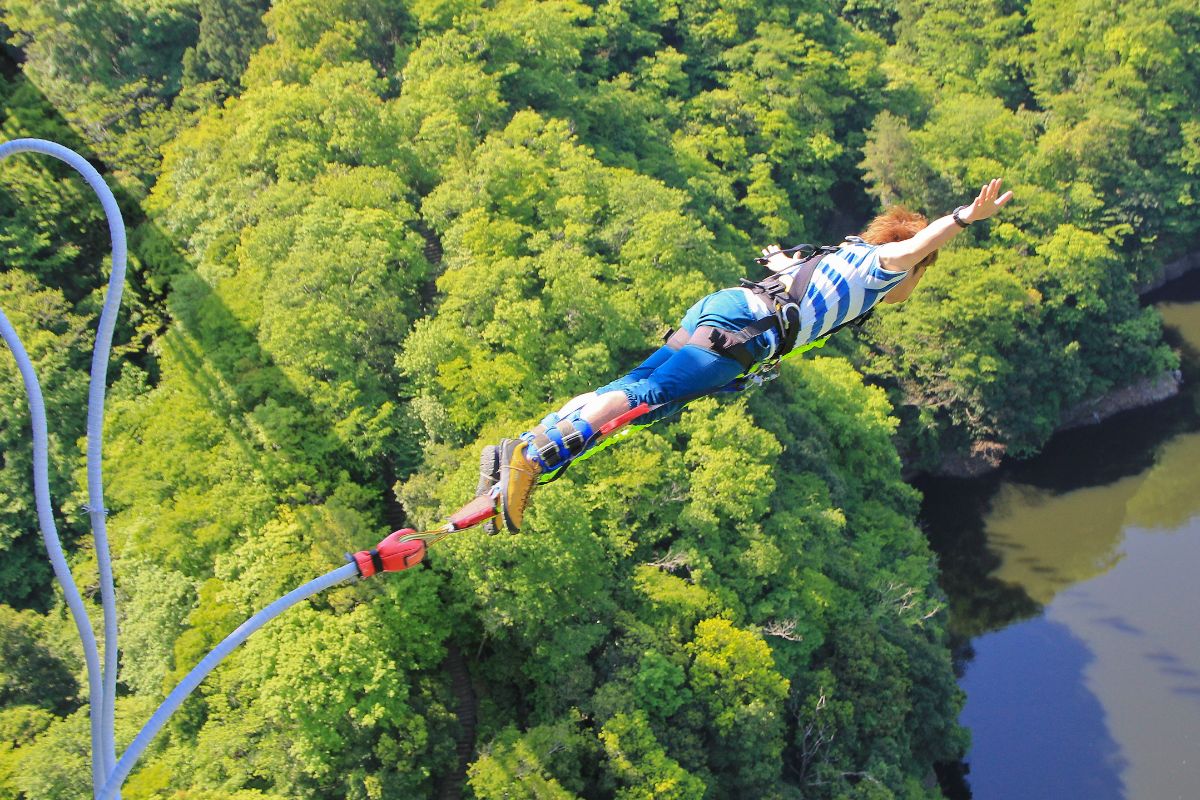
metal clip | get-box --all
[749,359,781,386]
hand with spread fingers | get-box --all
[959,178,1014,224]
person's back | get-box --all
[758,237,909,351]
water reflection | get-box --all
[958,617,1127,800]
[984,479,1133,606]
[923,290,1200,799]
[920,476,1041,645]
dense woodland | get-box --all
[1,1,1197,798]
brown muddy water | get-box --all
[921,273,1200,799]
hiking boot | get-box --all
[476,444,500,534]
[496,438,541,532]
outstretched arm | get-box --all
[876,178,1013,273]
[881,261,928,304]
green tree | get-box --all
[891,0,1031,109]
[857,37,1183,460]
[686,617,790,796]
[182,0,271,90]
[1022,0,1200,265]
[6,695,161,800]
[468,719,590,799]
[2,0,203,183]
[389,29,506,191]
[600,711,706,799]
[117,562,196,699]
[0,271,90,607]
[0,704,54,799]
[0,605,76,712]
[478,0,597,112]
[6,704,89,799]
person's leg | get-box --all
[555,392,596,417]
[536,341,746,466]
[474,345,678,532]
[578,390,637,429]
[613,343,744,425]
[534,339,679,435]
[530,341,681,450]
[493,290,758,531]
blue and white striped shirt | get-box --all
[742,239,908,355]
[797,239,907,343]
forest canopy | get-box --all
[1,0,1195,798]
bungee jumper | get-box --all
[450,178,1014,533]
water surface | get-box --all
[924,290,1200,799]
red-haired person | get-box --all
[475,179,1014,532]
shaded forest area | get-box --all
[1,1,1197,798]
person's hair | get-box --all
[860,206,938,267]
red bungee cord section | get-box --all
[350,493,501,578]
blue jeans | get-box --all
[594,289,776,423]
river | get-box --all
[921,272,1200,799]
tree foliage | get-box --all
[0,271,90,606]
[856,0,1190,462]
[2,0,1191,797]
[0,605,76,713]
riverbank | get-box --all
[921,368,1184,479]
[1058,369,1183,431]
[916,251,1200,479]
[1137,249,1200,295]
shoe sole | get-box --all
[496,438,528,533]
[476,445,500,495]
[497,439,516,532]
[477,444,500,534]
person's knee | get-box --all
[557,392,596,417]
[621,378,670,409]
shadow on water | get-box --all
[1141,262,1200,306]
[1145,649,1200,685]
[916,474,1042,649]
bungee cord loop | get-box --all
[98,562,362,800]
[1,137,126,798]
[0,138,446,800]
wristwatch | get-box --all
[951,205,971,227]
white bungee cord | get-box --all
[1,138,380,800]
[1,137,125,796]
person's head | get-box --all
[860,206,938,268]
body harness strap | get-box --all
[665,240,856,372]
[664,323,774,372]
